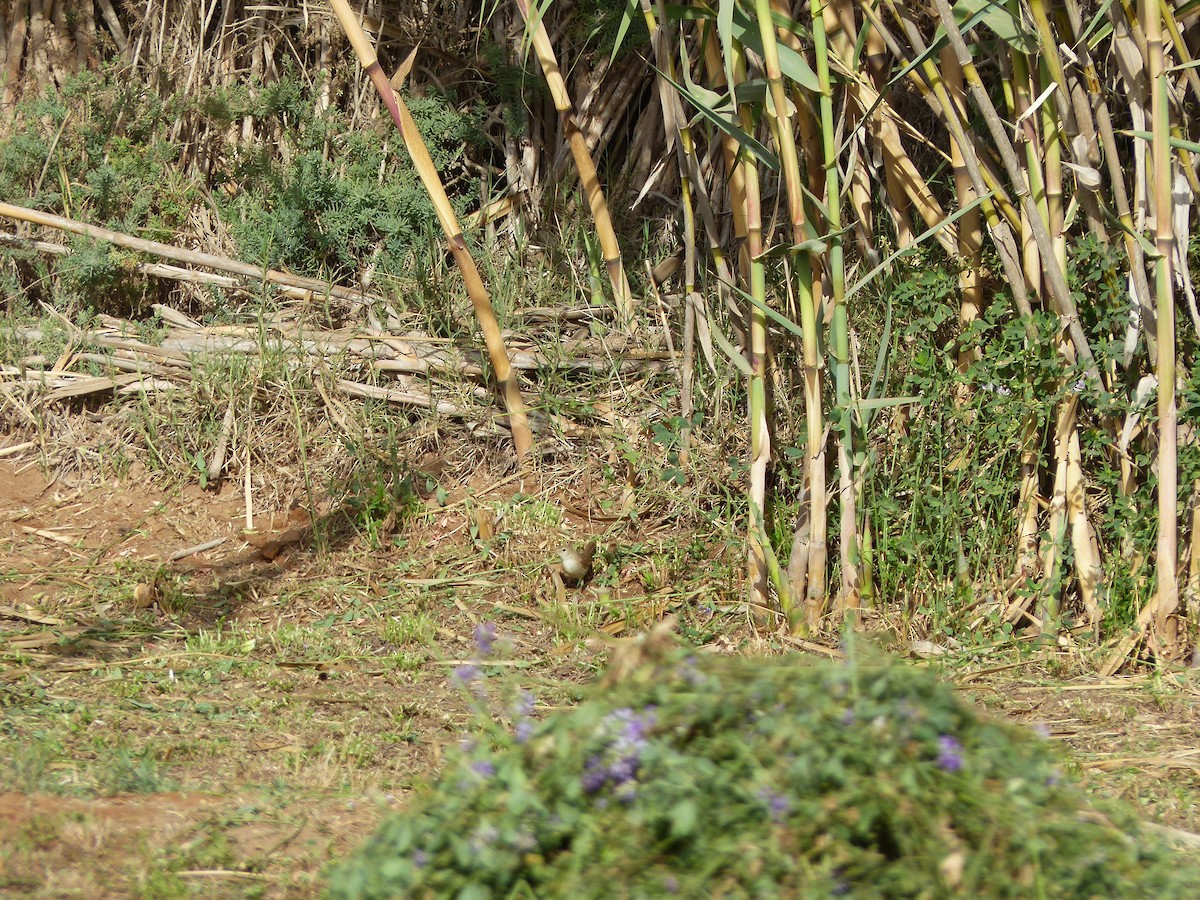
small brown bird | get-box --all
[559,541,597,584]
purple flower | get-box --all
[768,793,791,822]
[678,656,705,686]
[757,788,792,822]
[513,691,536,718]
[608,755,640,785]
[581,706,657,799]
[515,720,534,744]
[936,735,964,772]
[609,706,656,751]
[473,622,497,656]
[452,664,480,686]
[582,765,608,794]
[840,708,856,727]
[664,875,679,893]
[471,759,496,778]
[412,849,427,868]
[832,866,850,895]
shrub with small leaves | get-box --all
[329,651,1197,898]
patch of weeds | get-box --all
[497,494,563,533]
[185,625,257,657]
[4,732,63,792]
[133,869,191,899]
[331,649,1200,898]
[267,621,344,660]
[13,814,63,851]
[137,826,240,899]
[96,747,173,795]
[385,650,428,672]
[339,453,424,550]
[380,612,435,646]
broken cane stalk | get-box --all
[326,0,533,460]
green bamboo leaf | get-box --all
[948,0,1037,53]
[662,3,715,23]
[1123,129,1200,155]
[609,0,640,63]
[716,0,737,100]
[734,79,771,105]
[850,15,870,69]
[1077,0,1117,46]
[727,282,806,341]
[658,62,780,171]
[729,6,819,90]
[1103,208,1160,258]
[707,316,754,376]
[789,238,828,254]
[866,298,893,404]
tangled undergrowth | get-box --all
[329,646,1197,898]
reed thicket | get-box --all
[1,0,1197,668]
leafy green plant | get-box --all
[329,648,1196,898]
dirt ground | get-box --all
[1,454,1199,898]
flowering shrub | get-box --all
[329,649,1197,898]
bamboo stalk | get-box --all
[731,49,772,625]
[753,0,821,626]
[511,0,634,323]
[1145,0,1179,642]
[876,0,1035,337]
[0,229,370,303]
[942,48,984,375]
[327,0,532,460]
[764,0,828,628]
[930,0,1102,387]
[813,0,859,611]
[1061,0,1156,364]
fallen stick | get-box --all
[0,204,381,307]
[335,378,492,419]
[0,440,36,457]
[169,536,229,562]
[13,318,667,376]
[1,231,256,298]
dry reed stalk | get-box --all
[1145,0,1180,645]
[941,48,984,375]
[3,0,30,112]
[1187,482,1200,623]
[0,203,379,305]
[328,0,533,460]
[1013,414,1042,590]
[0,230,360,304]
[1066,418,1104,633]
[877,1,1035,336]
[511,0,634,323]
[931,0,1101,388]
